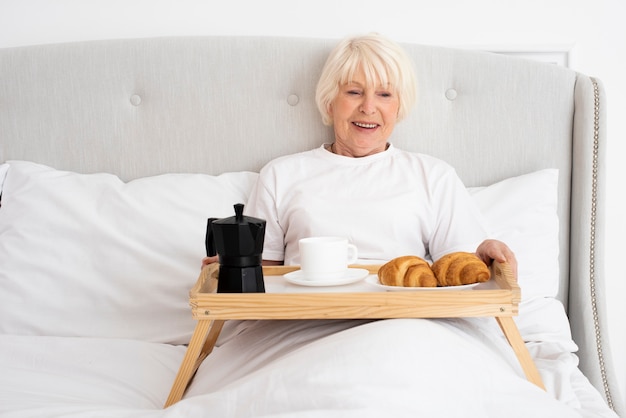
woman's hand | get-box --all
[475,239,518,279]
[201,255,219,269]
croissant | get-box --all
[378,255,438,287]
[431,252,490,286]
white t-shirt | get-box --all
[245,144,488,265]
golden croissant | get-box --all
[378,255,438,287]
[431,252,490,286]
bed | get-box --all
[0,36,623,417]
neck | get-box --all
[329,142,389,157]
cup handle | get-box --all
[347,243,358,265]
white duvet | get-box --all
[0,299,617,418]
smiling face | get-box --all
[328,66,400,157]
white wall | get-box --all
[1,0,624,403]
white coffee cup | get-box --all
[298,236,358,280]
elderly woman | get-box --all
[188,35,589,416]
[240,33,516,273]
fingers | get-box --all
[476,239,518,279]
[477,239,505,262]
[201,255,219,268]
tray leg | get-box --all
[164,319,223,408]
[196,319,225,371]
[496,316,546,390]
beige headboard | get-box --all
[0,36,621,413]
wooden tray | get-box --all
[165,261,542,408]
[189,262,520,320]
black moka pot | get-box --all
[205,203,266,293]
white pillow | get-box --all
[0,161,258,344]
[469,169,560,301]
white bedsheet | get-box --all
[0,299,617,418]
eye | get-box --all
[347,89,362,96]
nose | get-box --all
[359,94,376,115]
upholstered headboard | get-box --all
[0,36,621,413]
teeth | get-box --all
[354,122,377,128]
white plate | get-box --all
[364,275,481,291]
[283,268,369,287]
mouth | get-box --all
[353,121,378,129]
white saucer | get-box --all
[283,268,369,287]
[364,275,481,291]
